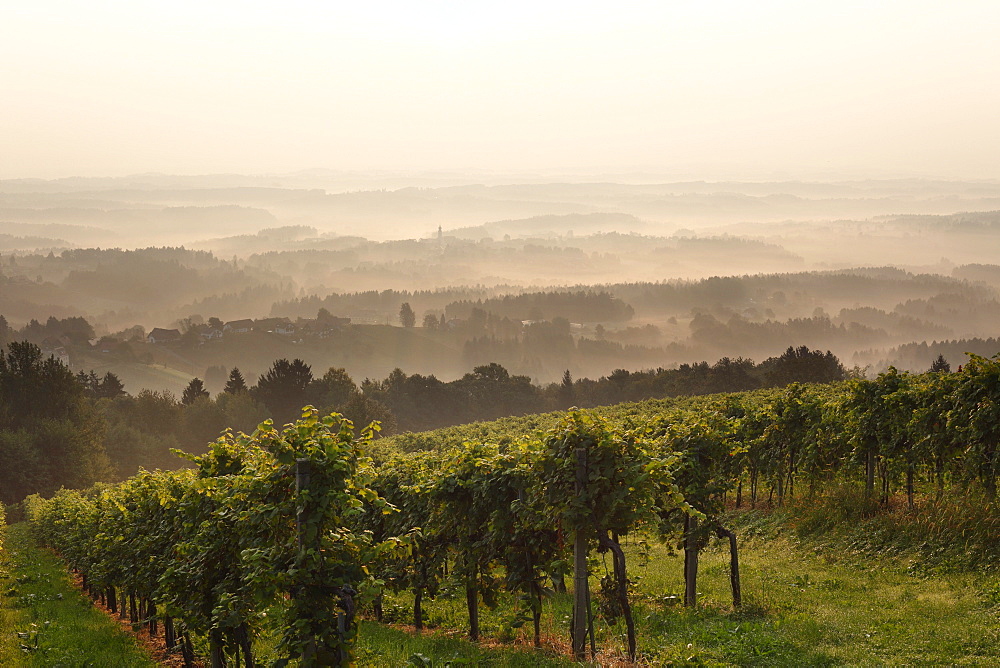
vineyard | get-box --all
[21,353,1000,666]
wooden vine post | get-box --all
[598,531,637,659]
[294,454,357,665]
[683,514,699,607]
[714,525,742,607]
[295,458,319,662]
[727,529,741,607]
[296,458,312,546]
[572,447,589,662]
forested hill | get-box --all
[4,252,999,390]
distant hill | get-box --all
[447,212,648,240]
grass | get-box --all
[629,535,1000,666]
[0,523,157,667]
[355,622,574,667]
[225,603,575,667]
[8,504,1000,666]
[367,528,1000,666]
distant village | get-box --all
[145,314,352,345]
[28,313,353,369]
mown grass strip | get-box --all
[355,621,574,667]
[0,523,157,667]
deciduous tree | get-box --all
[399,302,416,328]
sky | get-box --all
[2,0,999,180]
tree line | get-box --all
[363,345,848,432]
[0,337,854,505]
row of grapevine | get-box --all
[362,411,709,661]
[717,354,1000,508]
[353,354,1000,658]
[25,411,406,667]
[27,408,726,664]
[383,353,1000,513]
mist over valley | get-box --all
[3,174,1000,396]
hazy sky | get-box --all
[3,1,999,180]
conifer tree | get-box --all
[182,377,210,405]
[224,367,248,394]
[930,354,951,373]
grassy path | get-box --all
[0,523,157,667]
